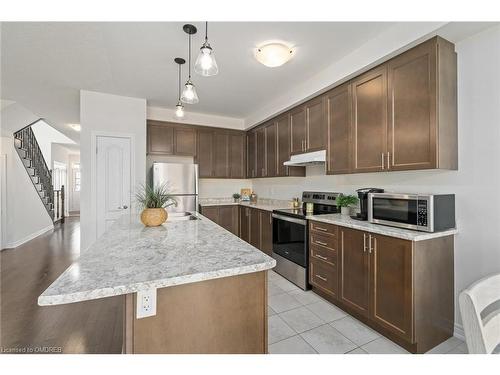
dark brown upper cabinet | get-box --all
[276,114,290,177]
[305,96,326,152]
[387,36,457,171]
[351,66,388,173]
[265,122,277,177]
[246,130,257,178]
[147,122,196,157]
[256,127,266,177]
[196,130,214,178]
[213,132,229,178]
[229,133,246,178]
[326,83,351,175]
[147,123,174,155]
[290,106,307,155]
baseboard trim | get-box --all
[454,322,465,341]
[1,224,54,250]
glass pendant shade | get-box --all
[174,102,185,119]
[195,43,218,76]
[181,80,199,104]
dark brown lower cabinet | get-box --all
[309,221,454,354]
[200,205,238,235]
[239,207,249,242]
[249,208,260,249]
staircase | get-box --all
[14,124,62,222]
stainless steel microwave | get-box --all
[368,193,455,232]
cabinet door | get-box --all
[387,40,437,171]
[213,132,229,178]
[249,208,261,249]
[351,66,388,173]
[196,130,214,178]
[305,96,326,152]
[276,114,290,177]
[256,127,266,177]
[290,106,306,155]
[218,206,239,235]
[247,131,257,178]
[229,133,246,178]
[260,211,273,255]
[265,123,277,177]
[147,124,174,155]
[202,206,219,223]
[370,234,413,341]
[174,128,197,156]
[326,83,351,174]
[239,206,249,242]
[339,228,370,317]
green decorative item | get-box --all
[337,194,359,216]
[232,193,241,203]
[136,183,177,226]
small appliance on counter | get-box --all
[272,191,341,290]
[350,187,384,221]
[249,191,258,204]
[368,192,455,233]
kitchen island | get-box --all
[39,212,276,354]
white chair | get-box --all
[459,273,500,354]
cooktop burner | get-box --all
[273,191,341,219]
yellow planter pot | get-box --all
[141,208,168,227]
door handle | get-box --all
[381,153,385,170]
[315,240,328,247]
[387,152,390,170]
[315,254,328,261]
[363,234,367,253]
[368,234,372,254]
[118,205,128,209]
[315,274,327,282]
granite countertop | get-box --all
[38,212,276,306]
[309,214,457,241]
[199,198,293,212]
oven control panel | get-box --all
[417,200,428,227]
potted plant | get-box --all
[232,193,241,203]
[135,183,177,227]
[337,194,359,216]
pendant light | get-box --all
[194,22,218,76]
[180,24,199,104]
[174,57,186,119]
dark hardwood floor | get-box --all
[0,217,123,354]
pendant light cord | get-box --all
[188,33,192,79]
[205,21,208,41]
[178,63,181,101]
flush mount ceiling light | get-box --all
[174,57,186,119]
[255,43,295,67]
[195,22,218,77]
[180,24,199,104]
[68,123,81,132]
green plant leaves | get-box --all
[135,183,178,209]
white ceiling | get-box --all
[1,22,399,141]
[1,22,497,143]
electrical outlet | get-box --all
[136,288,157,319]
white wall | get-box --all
[252,25,500,334]
[31,120,76,167]
[80,90,146,251]
[68,154,80,212]
[51,143,78,216]
[0,136,53,249]
[147,106,244,130]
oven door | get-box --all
[368,193,429,231]
[272,213,307,267]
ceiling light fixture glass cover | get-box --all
[255,43,294,67]
[174,101,185,119]
[181,79,199,104]
[195,22,218,76]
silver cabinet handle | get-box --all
[387,152,390,170]
[363,234,367,253]
[381,153,385,170]
[368,234,372,254]
[315,240,328,247]
[315,254,328,261]
[314,226,328,232]
[315,274,327,282]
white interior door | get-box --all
[70,162,81,212]
[96,136,131,239]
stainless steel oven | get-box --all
[272,213,308,289]
[368,193,455,232]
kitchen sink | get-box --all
[167,212,199,221]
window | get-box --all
[73,163,81,192]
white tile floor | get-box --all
[267,270,468,354]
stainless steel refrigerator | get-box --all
[152,162,199,213]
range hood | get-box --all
[283,150,326,166]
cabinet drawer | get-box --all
[310,258,337,296]
[310,244,336,266]
[310,231,336,250]
[310,221,337,235]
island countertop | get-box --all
[38,212,276,306]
